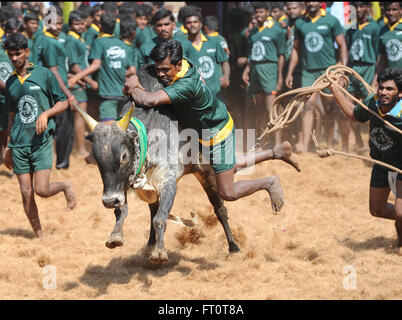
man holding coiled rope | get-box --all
[329,67,402,248]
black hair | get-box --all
[141,3,153,18]
[102,2,118,15]
[350,2,369,6]
[271,2,285,10]
[253,2,271,10]
[91,4,103,17]
[152,8,175,25]
[69,10,83,26]
[120,16,137,39]
[384,2,401,9]
[23,11,39,24]
[178,5,202,24]
[203,15,218,32]
[135,6,147,18]
[3,32,28,51]
[378,67,402,92]
[77,4,92,19]
[183,6,203,23]
[150,39,183,65]
[4,17,23,33]
[119,2,136,17]
[100,13,116,34]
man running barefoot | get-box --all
[124,40,300,213]
[3,33,76,238]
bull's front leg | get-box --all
[105,193,128,249]
[150,182,176,264]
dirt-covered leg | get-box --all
[105,193,128,249]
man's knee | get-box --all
[35,185,49,198]
[218,189,237,202]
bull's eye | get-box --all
[121,152,128,165]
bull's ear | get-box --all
[85,132,94,142]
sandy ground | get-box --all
[0,140,402,300]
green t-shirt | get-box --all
[173,23,188,39]
[191,34,229,96]
[345,20,380,65]
[66,30,89,89]
[295,11,344,71]
[0,48,13,105]
[89,34,134,98]
[207,32,229,53]
[379,18,402,69]
[247,18,287,63]
[121,40,139,71]
[353,93,402,167]
[162,59,229,139]
[6,64,66,147]
[135,25,156,49]
[138,35,198,68]
[36,32,69,84]
[84,23,100,49]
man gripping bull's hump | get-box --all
[123,39,301,214]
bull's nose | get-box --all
[102,194,125,208]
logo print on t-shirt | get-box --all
[198,56,215,79]
[351,39,364,60]
[385,38,402,62]
[251,41,266,61]
[305,31,324,53]
[0,61,13,82]
[370,127,393,151]
[18,95,38,124]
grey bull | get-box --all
[75,64,240,264]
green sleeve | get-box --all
[332,17,344,38]
[89,38,102,61]
[353,94,374,123]
[277,28,288,57]
[215,38,229,64]
[41,41,58,68]
[47,70,67,106]
[162,78,194,105]
[66,39,80,67]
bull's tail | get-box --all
[168,211,198,227]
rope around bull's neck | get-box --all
[251,64,402,174]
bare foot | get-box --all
[85,154,97,165]
[273,141,301,172]
[265,175,285,214]
[77,150,90,158]
[65,183,77,211]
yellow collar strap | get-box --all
[387,18,402,32]
[306,8,326,23]
[170,59,189,85]
[91,23,100,33]
[208,32,219,37]
[358,21,370,30]
[192,33,208,51]
[278,15,287,22]
[68,30,83,41]
[199,113,234,146]
[44,30,58,39]
[261,16,275,30]
[12,63,34,84]
[180,24,188,34]
[98,33,113,38]
[123,40,133,46]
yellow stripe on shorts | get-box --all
[199,113,234,147]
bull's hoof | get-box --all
[229,242,240,253]
[150,248,168,264]
[105,234,124,249]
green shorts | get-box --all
[0,101,8,131]
[11,138,53,175]
[249,61,278,95]
[370,164,402,188]
[302,68,331,94]
[99,98,126,122]
[201,127,236,174]
[347,64,375,99]
[71,87,88,103]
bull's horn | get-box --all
[73,102,98,131]
[116,101,135,131]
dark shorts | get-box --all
[201,127,236,174]
[370,164,402,188]
[71,87,88,103]
[347,64,376,99]
[99,98,126,122]
[249,61,278,95]
[302,68,331,94]
[11,138,54,175]
[0,102,8,131]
